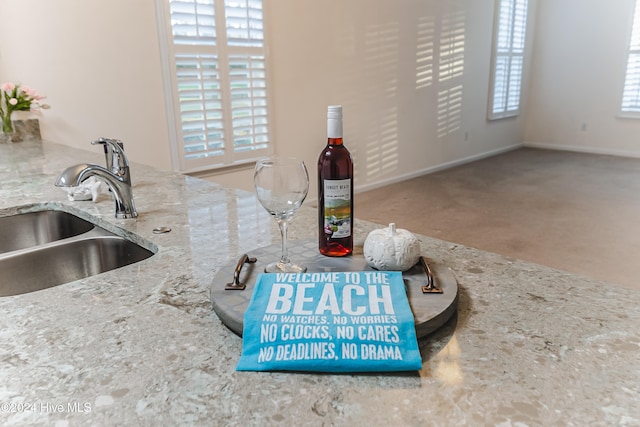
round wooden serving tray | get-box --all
[210,239,458,339]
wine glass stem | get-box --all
[277,219,291,265]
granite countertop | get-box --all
[0,140,638,426]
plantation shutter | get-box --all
[165,0,270,172]
[488,0,529,120]
[622,0,640,115]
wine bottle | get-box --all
[318,105,354,256]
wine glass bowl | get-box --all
[254,158,309,273]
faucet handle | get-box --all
[92,137,129,175]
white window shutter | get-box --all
[488,0,529,120]
[224,0,264,47]
[170,0,217,45]
[163,0,271,172]
[622,0,640,115]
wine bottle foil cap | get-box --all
[327,105,342,119]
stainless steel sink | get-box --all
[0,210,94,254]
[0,209,155,297]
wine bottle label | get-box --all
[322,179,352,239]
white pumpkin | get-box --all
[363,223,421,271]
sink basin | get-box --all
[0,236,153,297]
[0,210,94,254]
[0,208,155,297]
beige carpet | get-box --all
[355,147,640,290]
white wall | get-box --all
[0,0,173,170]
[525,0,640,157]
[0,0,533,193]
[266,0,530,197]
[220,0,534,193]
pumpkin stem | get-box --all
[388,223,396,235]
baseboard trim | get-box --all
[523,141,640,159]
[355,144,523,194]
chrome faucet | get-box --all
[55,138,138,219]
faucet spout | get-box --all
[56,138,138,219]
[56,163,138,219]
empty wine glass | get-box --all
[254,157,310,273]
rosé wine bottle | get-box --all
[317,105,353,256]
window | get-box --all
[158,0,271,173]
[621,0,640,116]
[488,0,529,120]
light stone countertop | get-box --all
[0,140,639,426]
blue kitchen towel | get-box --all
[236,271,422,372]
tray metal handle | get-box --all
[225,254,257,290]
[420,256,443,294]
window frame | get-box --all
[620,0,640,118]
[487,0,529,121]
[155,0,273,173]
